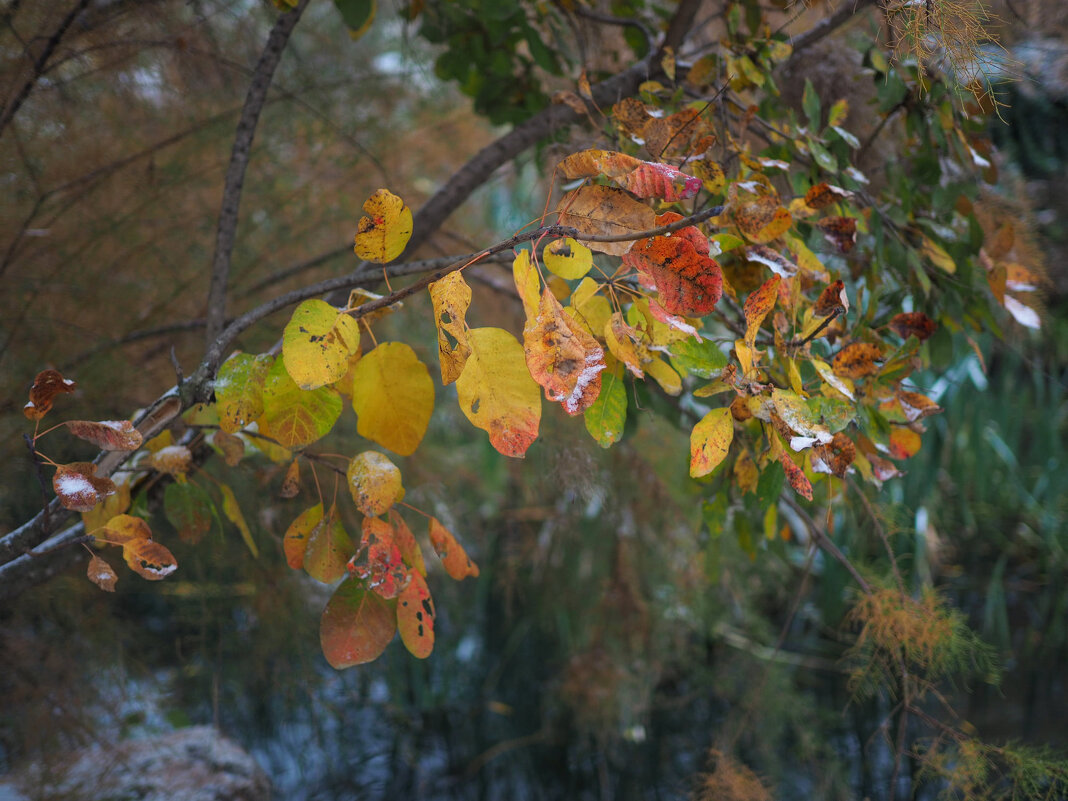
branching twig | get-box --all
[785,495,872,594]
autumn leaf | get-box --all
[280,459,301,498]
[87,555,118,592]
[619,161,702,201]
[259,357,342,448]
[220,483,258,558]
[123,539,178,581]
[556,185,655,256]
[832,343,884,378]
[349,517,408,598]
[645,355,682,396]
[623,235,723,316]
[64,420,142,451]
[397,571,435,659]
[53,462,116,512]
[770,388,834,448]
[353,188,413,263]
[778,449,813,500]
[284,503,323,570]
[817,216,857,253]
[455,327,541,458]
[798,182,853,213]
[920,235,956,273]
[897,391,941,422]
[215,352,270,433]
[813,279,849,317]
[97,513,152,546]
[388,510,426,577]
[743,275,781,345]
[889,427,922,460]
[604,313,646,378]
[428,270,473,384]
[567,277,612,336]
[690,408,733,478]
[82,472,131,532]
[524,288,606,416]
[282,299,361,390]
[543,237,594,280]
[212,430,245,466]
[691,159,726,194]
[745,245,798,278]
[812,432,856,477]
[147,445,193,478]
[733,195,792,244]
[428,517,479,580]
[584,357,626,448]
[320,578,396,669]
[351,342,434,456]
[347,450,402,517]
[512,249,541,320]
[669,337,727,379]
[888,312,936,341]
[164,481,214,544]
[559,148,644,180]
[23,369,76,420]
[305,504,353,584]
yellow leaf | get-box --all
[512,249,540,320]
[743,275,781,346]
[82,472,131,532]
[690,408,734,477]
[353,188,413,263]
[351,342,434,456]
[455,327,541,458]
[921,235,956,274]
[220,483,258,558]
[215,353,270,433]
[543,237,594,280]
[282,299,361,390]
[568,277,612,335]
[284,503,323,570]
[428,270,472,385]
[645,356,682,396]
[346,450,402,517]
[604,312,645,378]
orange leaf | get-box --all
[803,182,852,211]
[889,427,922,460]
[623,236,723,316]
[53,462,116,512]
[523,288,606,415]
[897,391,942,422]
[831,343,884,378]
[817,216,857,253]
[98,513,151,546]
[64,420,142,451]
[558,148,643,179]
[280,459,301,498]
[743,275,781,345]
[556,185,656,256]
[23,369,76,420]
[147,445,193,477]
[397,571,435,659]
[388,510,426,577]
[813,279,848,317]
[604,313,646,378]
[349,517,408,599]
[320,579,396,669]
[888,312,936,341]
[123,539,178,580]
[733,195,792,244]
[778,450,813,500]
[284,503,323,570]
[428,517,479,581]
[87,554,118,592]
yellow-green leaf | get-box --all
[920,235,956,274]
[567,277,612,336]
[304,503,353,584]
[282,299,361,390]
[584,356,626,448]
[215,352,271,433]
[690,407,733,478]
[353,188,413,263]
[351,342,434,456]
[259,357,342,448]
[455,327,541,458]
[220,483,258,557]
[346,450,402,517]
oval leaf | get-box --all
[123,539,178,580]
[397,571,435,659]
[215,353,270,433]
[305,504,353,584]
[543,237,594,280]
[320,578,396,668]
[65,420,142,451]
[164,481,214,544]
[429,270,473,384]
[690,408,734,478]
[353,188,413,263]
[87,555,118,592]
[282,299,361,390]
[53,463,116,512]
[556,185,656,256]
[428,517,479,580]
[351,342,434,456]
[346,450,402,517]
[284,503,323,571]
[260,357,342,448]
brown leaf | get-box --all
[123,539,178,580]
[523,288,606,415]
[612,97,652,137]
[831,343,884,378]
[24,369,77,420]
[280,459,301,498]
[87,555,118,592]
[813,432,855,477]
[53,462,117,512]
[745,245,798,278]
[556,185,656,256]
[888,312,936,341]
[733,195,792,244]
[147,445,193,477]
[813,279,848,317]
[64,419,143,451]
[778,449,813,500]
[803,182,853,210]
[897,391,941,422]
[817,216,857,253]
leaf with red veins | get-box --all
[620,161,702,201]
[623,235,723,316]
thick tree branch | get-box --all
[0,0,92,139]
[204,0,310,347]
[787,0,880,56]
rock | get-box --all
[1,726,270,801]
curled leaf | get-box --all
[813,280,848,317]
[817,216,857,253]
[65,420,142,451]
[87,555,118,592]
[428,517,479,580]
[53,463,116,512]
[24,369,76,420]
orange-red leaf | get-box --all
[284,503,323,570]
[831,343,884,378]
[428,517,479,581]
[53,462,116,512]
[64,420,142,451]
[814,279,848,317]
[743,275,781,345]
[888,312,937,341]
[619,161,702,201]
[817,216,857,253]
[397,571,435,659]
[523,288,606,415]
[123,539,178,580]
[350,517,409,599]
[897,391,941,422]
[778,450,813,500]
[889,427,922,460]
[803,182,852,211]
[389,510,426,577]
[24,369,76,420]
[623,235,723,316]
[320,579,396,669]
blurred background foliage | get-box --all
[1,1,1066,799]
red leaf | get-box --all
[24,369,77,420]
[623,235,723,316]
[778,450,813,501]
[428,517,479,580]
[320,579,396,668]
[349,517,409,599]
[65,420,143,451]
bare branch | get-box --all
[787,0,880,57]
[204,0,310,347]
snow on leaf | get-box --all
[282,299,361,390]
[770,389,833,446]
[346,451,402,517]
[543,237,594,280]
[220,483,258,558]
[523,288,606,416]
[428,270,473,384]
[803,182,853,211]
[123,539,178,580]
[214,352,270,433]
[284,503,323,571]
[812,358,855,400]
[428,517,479,581]
[353,188,413,263]
[812,432,856,477]
[690,407,733,478]
[584,356,626,448]
[351,342,434,456]
[817,216,857,253]
[397,571,435,659]
[745,245,798,278]
[1003,295,1041,329]
[897,391,941,422]
[23,369,77,421]
[556,185,656,256]
[259,357,342,448]
[164,481,214,544]
[743,275,781,346]
[320,578,396,669]
[622,235,723,316]
[147,444,193,478]
[455,327,541,458]
[65,419,142,451]
[87,555,118,592]
[53,462,116,512]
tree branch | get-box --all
[203,0,310,347]
[787,0,880,57]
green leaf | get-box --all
[260,357,343,448]
[320,578,396,668]
[333,0,375,39]
[304,504,353,584]
[584,358,626,448]
[802,78,821,129]
[806,396,855,433]
[215,353,270,433]
[164,482,214,544]
[669,337,727,379]
[807,138,838,172]
[756,460,785,511]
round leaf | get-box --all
[346,451,402,517]
[320,579,396,668]
[282,299,361,390]
[353,188,413,263]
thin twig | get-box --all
[785,495,872,594]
